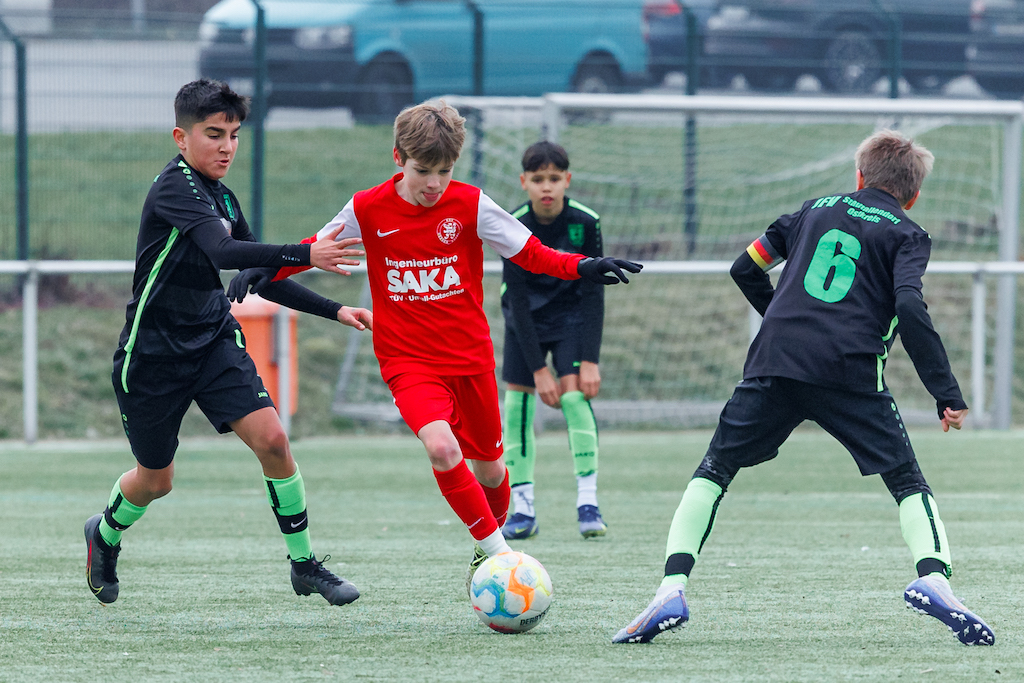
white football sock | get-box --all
[478,528,512,557]
[576,473,598,508]
[511,483,535,517]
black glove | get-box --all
[577,257,643,285]
[227,267,277,303]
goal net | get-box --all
[333,94,1023,429]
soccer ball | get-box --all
[469,551,553,633]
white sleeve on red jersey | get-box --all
[476,192,532,258]
[317,198,361,241]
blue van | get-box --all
[198,0,648,121]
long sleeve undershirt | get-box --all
[254,275,343,321]
[894,288,967,416]
[191,221,341,320]
[188,220,311,271]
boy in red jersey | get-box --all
[230,100,641,590]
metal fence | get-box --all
[4,258,1024,444]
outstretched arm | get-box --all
[228,269,371,330]
[189,222,362,274]
[508,235,641,284]
[188,220,311,271]
[272,201,364,282]
[476,192,641,284]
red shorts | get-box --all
[387,371,504,462]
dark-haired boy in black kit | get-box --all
[84,78,371,607]
[500,141,609,541]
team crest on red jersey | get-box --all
[436,217,463,245]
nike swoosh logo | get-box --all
[290,517,307,528]
[495,436,503,448]
[377,229,400,237]
[86,543,102,594]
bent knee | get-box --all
[139,476,173,500]
[151,483,173,499]
[424,438,462,470]
[476,464,506,489]
[252,428,291,461]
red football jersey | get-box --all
[317,174,582,381]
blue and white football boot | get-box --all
[501,513,539,540]
[904,574,994,645]
[577,504,607,538]
[612,583,689,643]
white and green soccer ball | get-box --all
[469,551,553,633]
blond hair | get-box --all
[393,99,466,167]
[854,129,934,206]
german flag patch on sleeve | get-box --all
[746,234,783,272]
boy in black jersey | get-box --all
[84,79,372,607]
[613,130,994,646]
[499,141,608,541]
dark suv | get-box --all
[646,0,972,93]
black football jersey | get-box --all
[500,197,604,361]
[117,155,300,359]
[743,187,931,392]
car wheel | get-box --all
[909,74,949,93]
[572,56,623,94]
[974,74,1024,99]
[354,57,413,124]
[745,69,798,92]
[823,31,881,93]
[704,66,738,90]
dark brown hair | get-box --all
[521,140,570,172]
[174,78,249,130]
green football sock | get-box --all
[98,473,147,546]
[561,391,598,478]
[503,390,536,487]
[899,491,952,577]
[265,468,313,562]
[661,477,725,588]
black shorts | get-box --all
[501,329,581,387]
[112,331,275,470]
[706,376,915,477]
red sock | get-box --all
[433,459,498,541]
[482,468,510,528]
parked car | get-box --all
[646,0,973,93]
[643,0,717,86]
[967,0,1024,97]
[198,0,649,121]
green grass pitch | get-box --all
[2,429,1021,681]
